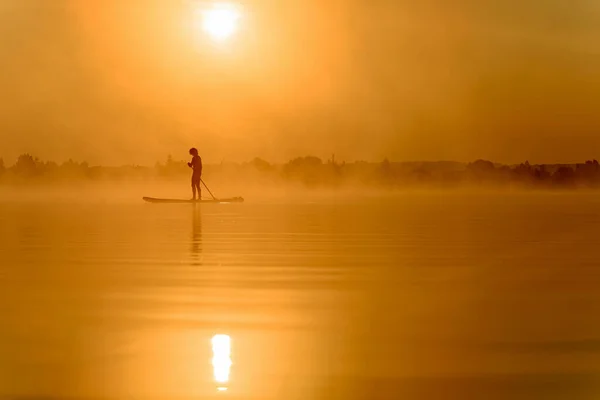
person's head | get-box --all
[189,148,198,156]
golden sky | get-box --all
[1,0,600,165]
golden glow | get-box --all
[195,2,241,42]
[211,334,232,388]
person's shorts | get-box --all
[192,174,201,185]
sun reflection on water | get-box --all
[212,334,232,391]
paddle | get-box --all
[201,179,217,200]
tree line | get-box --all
[1,153,600,188]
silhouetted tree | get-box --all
[574,160,600,186]
[381,158,390,171]
[283,156,324,186]
[285,156,323,169]
[512,161,536,183]
[44,160,58,170]
[55,159,89,179]
[14,154,38,176]
[374,158,395,185]
[466,159,496,182]
[553,166,576,186]
[380,157,392,173]
[155,154,187,177]
[250,157,271,171]
[534,165,551,182]
[412,166,432,182]
[468,159,495,172]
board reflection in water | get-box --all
[212,334,232,392]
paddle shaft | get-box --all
[201,179,217,200]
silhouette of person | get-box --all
[188,148,203,201]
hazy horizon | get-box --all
[2,152,600,167]
[2,0,600,165]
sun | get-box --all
[196,2,241,42]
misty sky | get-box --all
[1,0,600,165]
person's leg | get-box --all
[195,181,202,200]
[192,176,201,200]
[191,178,197,200]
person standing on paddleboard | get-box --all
[188,148,203,201]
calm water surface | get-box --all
[2,192,600,399]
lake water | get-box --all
[2,192,600,399]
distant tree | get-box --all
[285,156,323,169]
[250,157,271,171]
[374,158,393,184]
[412,166,432,182]
[583,160,600,169]
[381,158,391,172]
[512,161,536,183]
[43,161,59,177]
[156,154,187,177]
[284,156,323,174]
[283,156,324,186]
[61,159,75,169]
[467,159,496,182]
[14,153,38,176]
[575,160,600,186]
[55,159,89,180]
[45,160,58,169]
[467,159,495,172]
[535,165,551,182]
[552,166,576,186]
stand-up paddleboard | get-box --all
[143,196,244,204]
